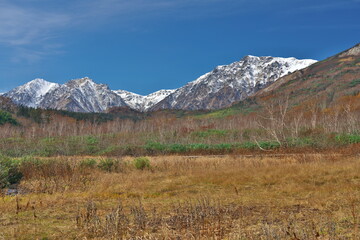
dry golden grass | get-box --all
[0,154,359,239]
[339,57,355,62]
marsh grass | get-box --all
[0,154,359,239]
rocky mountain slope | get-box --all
[151,56,317,111]
[252,43,360,110]
[3,78,60,108]
[4,77,174,112]
[114,89,175,112]
[39,77,128,113]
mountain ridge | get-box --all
[218,42,360,118]
[3,79,60,108]
[3,55,317,113]
[150,56,317,111]
[39,77,128,113]
[114,89,176,112]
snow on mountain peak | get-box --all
[32,79,60,97]
[3,79,59,107]
[4,54,317,113]
[68,77,96,86]
[4,77,174,112]
[242,55,259,59]
[151,55,317,111]
[114,89,175,112]
[39,77,127,112]
[30,78,47,84]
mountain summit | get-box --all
[39,77,128,113]
[150,56,317,111]
[4,79,59,108]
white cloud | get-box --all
[0,0,242,46]
[0,0,257,62]
[295,1,358,12]
[0,0,72,62]
[0,2,70,46]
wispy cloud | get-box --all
[73,0,245,25]
[263,23,360,34]
[0,0,269,62]
[10,45,65,63]
[0,0,240,45]
[0,0,72,62]
[0,1,70,46]
[295,1,359,12]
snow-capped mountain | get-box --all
[114,90,144,110]
[3,78,60,108]
[3,55,317,113]
[150,56,317,111]
[144,90,176,110]
[4,77,173,112]
[114,89,175,112]
[39,77,128,112]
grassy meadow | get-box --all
[1,87,360,239]
[0,154,359,239]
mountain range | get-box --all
[3,56,317,113]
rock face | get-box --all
[150,56,317,111]
[39,77,128,113]
[339,43,360,57]
[3,55,317,113]
[114,89,175,112]
[4,77,173,112]
[3,78,60,108]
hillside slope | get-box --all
[254,43,360,110]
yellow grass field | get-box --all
[0,154,359,239]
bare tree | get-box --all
[256,95,290,146]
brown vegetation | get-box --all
[0,154,359,239]
[1,92,360,159]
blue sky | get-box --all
[0,0,359,94]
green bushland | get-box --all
[97,158,123,172]
[143,141,280,154]
[1,133,360,189]
[0,156,127,189]
[0,111,18,126]
[16,105,143,124]
[133,157,151,170]
[198,104,258,119]
[348,79,360,88]
[79,158,97,169]
[16,106,49,124]
[143,141,235,154]
[0,155,23,188]
[191,129,228,138]
[1,130,360,158]
[335,134,360,144]
[287,137,317,147]
[86,136,100,154]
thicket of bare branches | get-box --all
[0,96,359,149]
